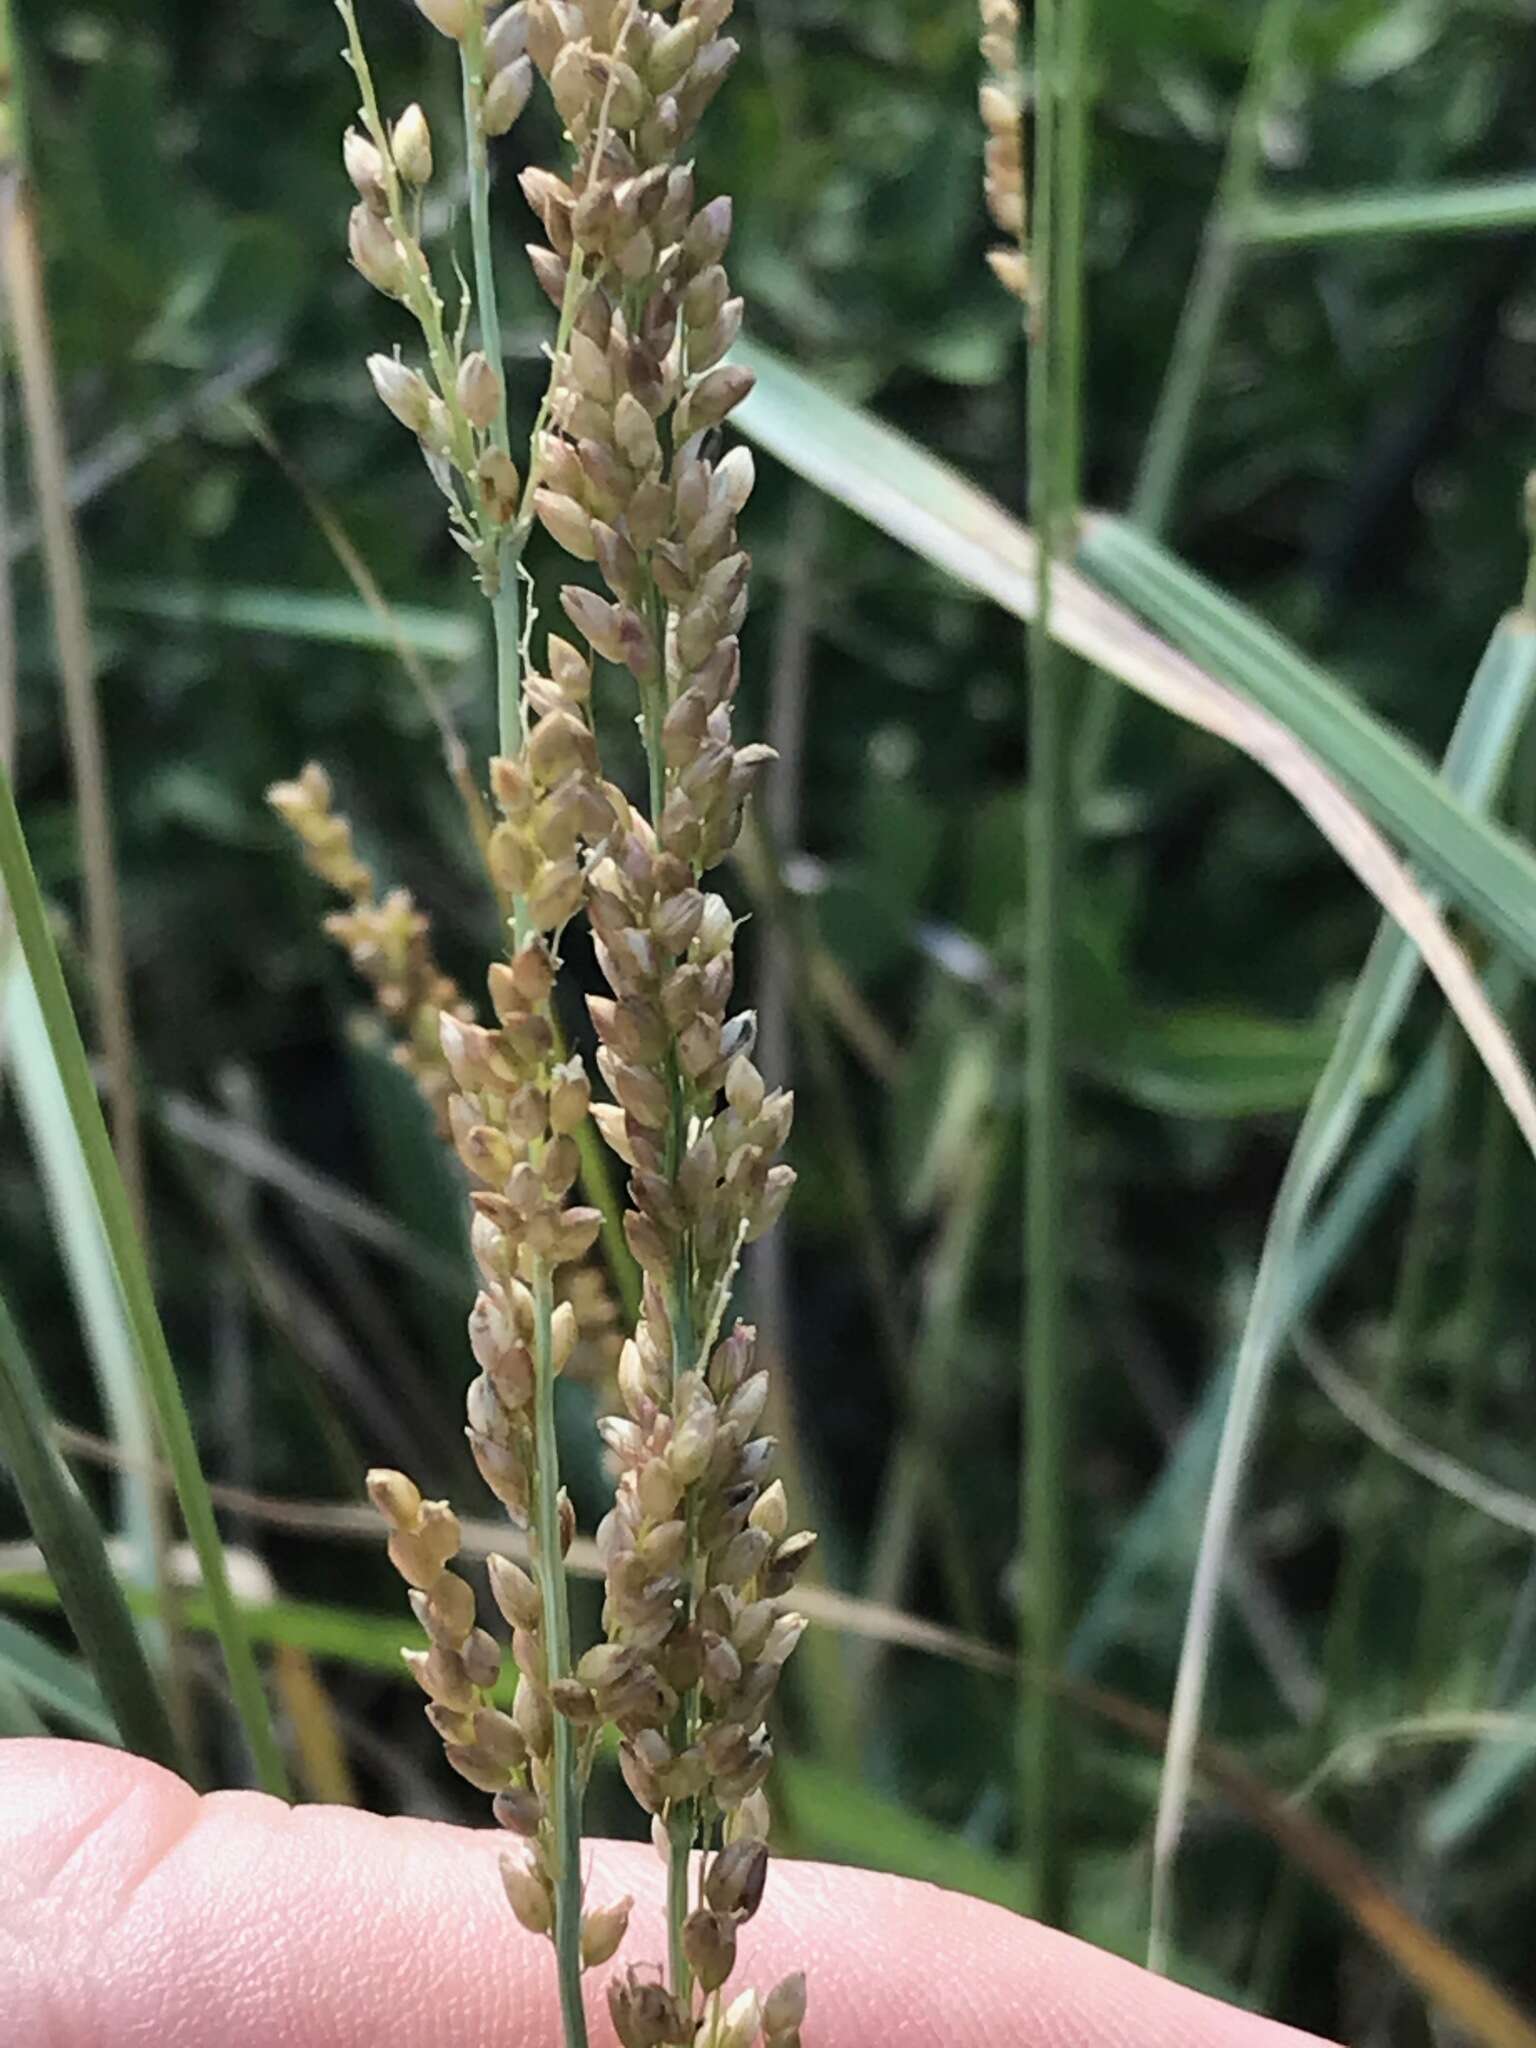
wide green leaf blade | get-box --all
[97,578,483,663]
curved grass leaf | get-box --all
[734,343,1536,1153]
[1077,516,1536,981]
[0,756,289,1795]
[0,1288,180,1767]
[3,953,165,1624]
[1142,611,1536,1963]
[0,1609,117,1741]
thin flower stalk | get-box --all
[270,5,809,2045]
[498,6,810,2037]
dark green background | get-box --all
[4,2,1536,2037]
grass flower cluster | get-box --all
[269,3,810,2043]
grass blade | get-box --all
[1074,0,1300,795]
[3,954,165,1620]
[1077,515,1536,980]
[0,1286,181,1767]
[1143,609,1536,1966]
[736,343,1536,986]
[97,578,484,664]
[1244,177,1536,246]
[0,1610,117,1741]
[734,339,1536,1193]
[0,755,290,1794]
[1422,1681,1536,1857]
[1299,1333,1536,1542]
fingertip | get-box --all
[0,1741,1327,2047]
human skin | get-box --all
[0,1740,1330,2046]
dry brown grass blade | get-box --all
[38,1430,1536,2045]
[271,1644,358,1806]
[0,173,146,1239]
[1066,1674,1536,2048]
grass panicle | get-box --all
[270,5,809,2043]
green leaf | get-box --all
[0,1288,179,1767]
[777,1756,1025,1911]
[1076,519,1536,983]
[1421,1679,1536,1858]
[96,579,483,663]
[2,954,164,1622]
[1144,610,1536,1945]
[0,1611,118,1741]
[1070,1047,1448,1676]
[1083,999,1344,1119]
[734,341,1536,991]
[1244,176,1536,246]
[0,755,289,1796]
[0,1571,518,1707]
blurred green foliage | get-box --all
[5,0,1536,2037]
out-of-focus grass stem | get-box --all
[1019,0,1090,1928]
[1072,0,1299,800]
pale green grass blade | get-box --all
[0,757,290,1794]
[1077,517,1536,979]
[0,1610,117,1740]
[98,578,483,663]
[779,1755,1024,1910]
[0,1567,516,1703]
[736,344,1536,984]
[1422,1682,1536,1857]
[1144,613,1536,1965]
[0,1287,180,1765]
[1245,178,1536,246]
[0,1672,46,1735]
[3,953,163,1622]
[1068,1046,1446,1675]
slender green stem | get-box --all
[1412,1056,1517,1699]
[0,757,289,1795]
[459,35,509,460]
[459,32,523,758]
[1243,176,1536,249]
[531,1257,588,2048]
[452,30,587,2038]
[1019,0,1089,1929]
[1072,0,1299,801]
[1414,737,1536,1697]
[629,561,704,2006]
[1321,1024,1465,1725]
[667,1808,693,2002]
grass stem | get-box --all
[1019,0,1090,1928]
[0,754,289,1795]
[1072,0,1299,801]
[532,1255,589,2048]
[457,42,588,2039]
